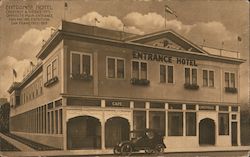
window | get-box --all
[219,113,229,135]
[107,57,125,79]
[82,55,91,75]
[160,65,174,83]
[52,59,58,78]
[225,72,236,88]
[203,70,214,87]
[132,61,147,79]
[71,52,92,76]
[168,112,183,136]
[149,111,165,135]
[133,111,146,130]
[185,67,197,84]
[72,53,80,75]
[186,112,196,136]
[231,106,238,112]
[47,64,51,81]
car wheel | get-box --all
[113,145,121,155]
[155,144,165,154]
[145,148,154,154]
[120,144,132,156]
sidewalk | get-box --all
[1,146,249,157]
[0,132,34,152]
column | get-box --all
[165,103,168,137]
[63,108,67,150]
[237,106,241,145]
[183,104,186,136]
[101,113,105,150]
[146,102,150,128]
[130,101,134,131]
[215,105,219,146]
[196,104,199,139]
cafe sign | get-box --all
[132,51,197,66]
[106,100,130,108]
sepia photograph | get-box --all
[0,0,249,156]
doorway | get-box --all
[199,118,215,145]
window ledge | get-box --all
[44,76,58,87]
[225,87,237,93]
[130,78,150,86]
[70,74,93,81]
[184,83,199,90]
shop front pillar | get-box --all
[101,118,105,150]
[146,102,150,128]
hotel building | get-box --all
[8,21,245,150]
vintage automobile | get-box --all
[113,129,166,156]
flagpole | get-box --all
[164,7,166,29]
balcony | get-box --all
[225,87,237,94]
[130,78,150,86]
[184,83,199,90]
[70,74,93,81]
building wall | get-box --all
[64,39,239,104]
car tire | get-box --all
[145,148,154,154]
[113,145,121,155]
[155,144,165,154]
[120,144,132,156]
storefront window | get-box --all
[168,112,183,136]
[219,113,229,135]
[186,112,196,136]
[133,111,146,130]
[149,111,165,135]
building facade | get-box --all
[8,21,244,150]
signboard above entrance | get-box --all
[132,51,198,66]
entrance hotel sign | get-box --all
[132,51,198,66]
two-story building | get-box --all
[8,20,245,151]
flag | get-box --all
[13,69,17,78]
[30,61,35,67]
[94,18,100,23]
[165,5,177,18]
[237,36,242,42]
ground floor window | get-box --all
[186,112,196,136]
[168,112,183,136]
[149,111,165,136]
[133,111,146,130]
[219,113,229,135]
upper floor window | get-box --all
[132,61,147,79]
[160,64,174,83]
[70,51,92,76]
[47,64,52,81]
[185,67,197,84]
[52,59,58,78]
[225,72,235,88]
[106,57,125,79]
[203,70,214,87]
